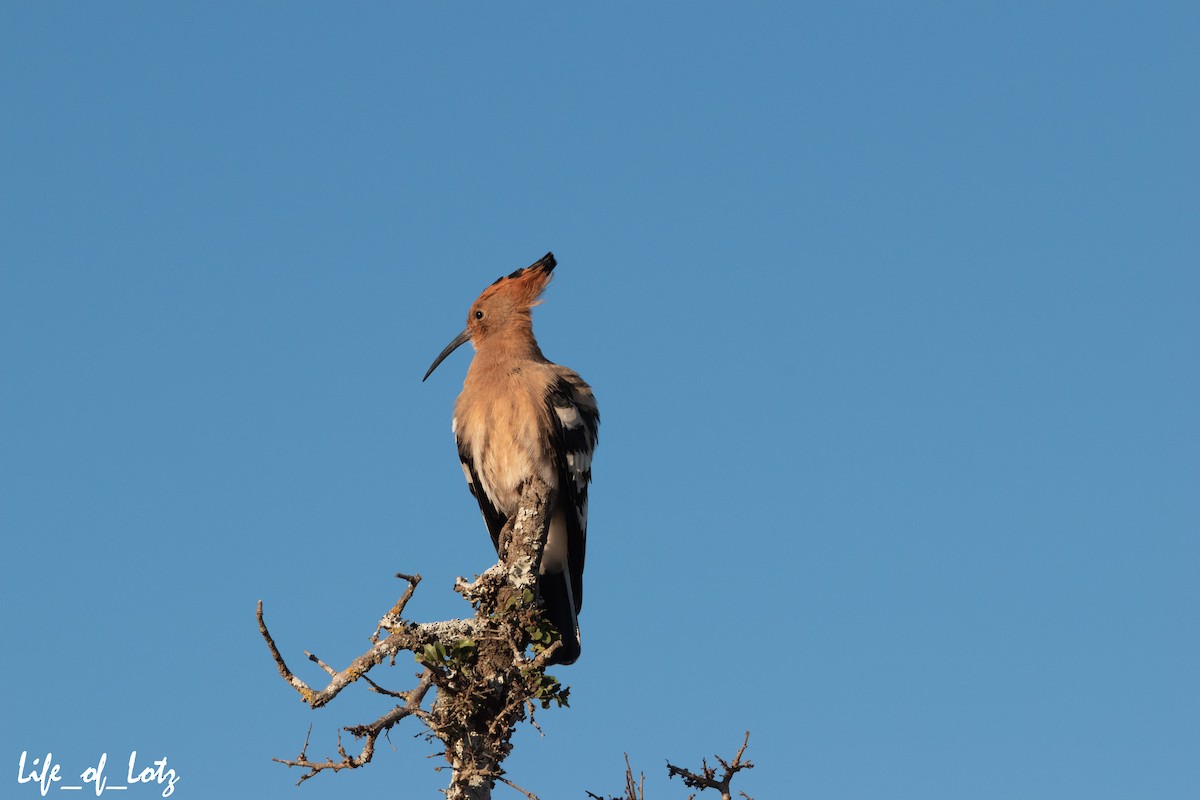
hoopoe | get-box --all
[423,253,599,665]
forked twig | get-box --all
[666,731,755,800]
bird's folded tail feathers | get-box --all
[538,570,580,666]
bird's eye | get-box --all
[474,310,484,320]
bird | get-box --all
[422,252,599,665]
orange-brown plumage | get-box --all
[423,252,599,665]
[464,260,552,359]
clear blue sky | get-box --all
[2,4,1197,799]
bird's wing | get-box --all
[456,433,508,553]
[546,371,600,611]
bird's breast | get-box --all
[454,371,557,515]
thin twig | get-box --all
[373,573,423,642]
[362,672,410,699]
[586,753,644,800]
[498,776,541,800]
[306,650,337,677]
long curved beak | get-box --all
[422,328,471,382]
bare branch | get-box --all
[272,669,436,784]
[666,732,755,800]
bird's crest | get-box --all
[476,252,556,310]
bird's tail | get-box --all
[538,570,580,666]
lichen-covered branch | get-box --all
[258,476,569,800]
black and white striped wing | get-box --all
[547,372,600,611]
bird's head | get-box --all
[422,252,556,381]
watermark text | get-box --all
[17,751,179,797]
